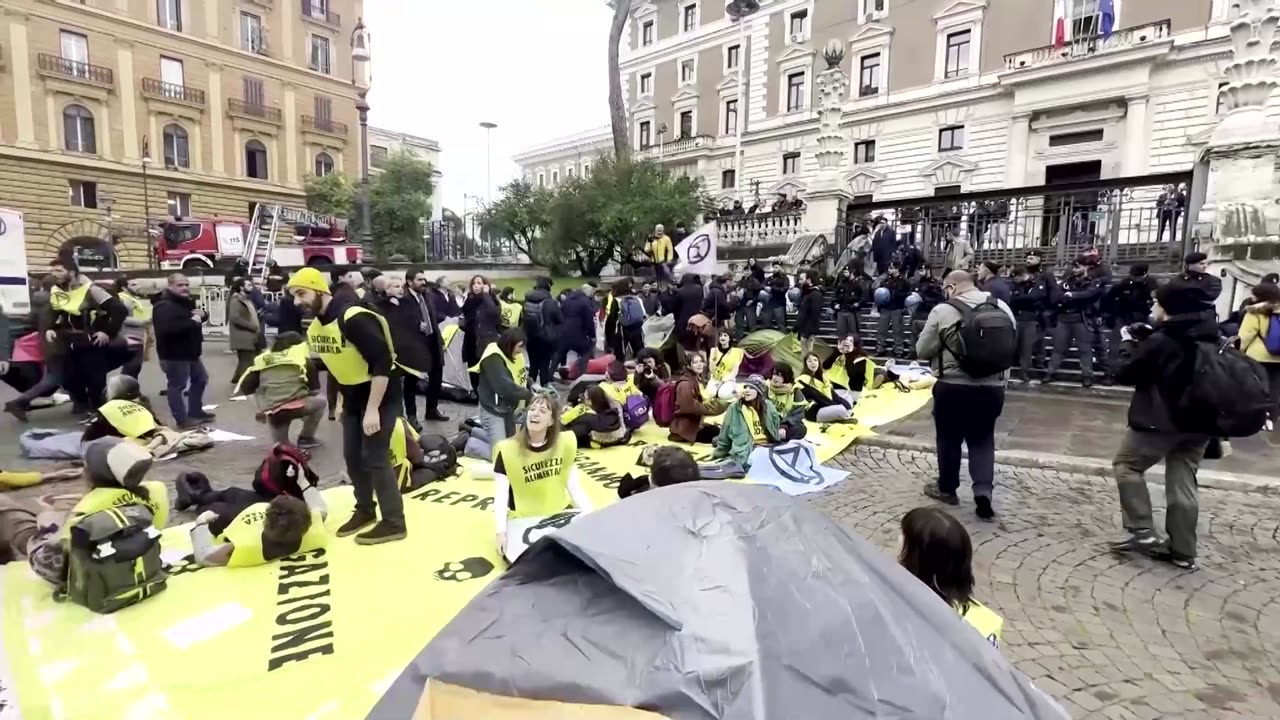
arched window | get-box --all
[314,152,335,177]
[63,104,96,154]
[245,139,268,180]
[162,123,190,168]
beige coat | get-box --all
[227,295,261,351]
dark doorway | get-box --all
[1044,160,1101,186]
[1041,161,1103,248]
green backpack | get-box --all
[60,505,168,614]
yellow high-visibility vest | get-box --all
[219,504,328,568]
[960,600,1004,648]
[390,417,420,491]
[98,399,158,439]
[797,373,834,401]
[710,347,743,382]
[469,342,528,389]
[493,433,578,518]
[307,306,396,385]
[233,342,311,394]
[50,283,92,316]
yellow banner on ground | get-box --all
[0,385,930,720]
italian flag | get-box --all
[1052,0,1070,49]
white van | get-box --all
[0,209,31,316]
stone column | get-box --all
[1193,0,1280,318]
[117,39,140,161]
[208,63,225,174]
[803,41,853,269]
[1005,112,1031,187]
[284,82,299,186]
[6,11,37,148]
[1123,94,1149,176]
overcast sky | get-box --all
[364,0,614,217]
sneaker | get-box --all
[975,495,995,521]
[922,483,960,505]
[4,402,28,423]
[336,511,377,538]
[1108,530,1164,556]
[295,435,322,450]
[354,522,407,545]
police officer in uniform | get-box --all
[287,268,406,545]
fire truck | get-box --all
[155,204,362,275]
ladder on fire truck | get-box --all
[243,204,282,282]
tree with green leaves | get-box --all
[478,180,555,265]
[303,172,356,219]
[303,150,436,262]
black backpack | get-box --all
[523,299,547,337]
[942,298,1017,378]
[60,505,167,613]
[1178,340,1270,438]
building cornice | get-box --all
[513,127,613,164]
[369,126,442,152]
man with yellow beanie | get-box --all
[287,267,406,545]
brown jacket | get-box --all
[228,295,261,352]
[668,372,717,444]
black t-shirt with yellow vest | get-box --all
[307,302,400,410]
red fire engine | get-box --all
[155,204,362,272]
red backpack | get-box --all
[253,443,319,498]
[653,381,676,427]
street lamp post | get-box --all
[351,19,373,258]
[140,135,154,268]
[479,121,497,205]
[725,0,760,201]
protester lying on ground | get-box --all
[235,331,325,449]
[0,493,81,566]
[565,385,630,450]
[0,463,81,491]
[711,375,781,472]
[81,375,163,444]
[386,416,457,493]
[825,335,874,402]
[473,328,532,450]
[616,446,702,499]
[798,353,856,423]
[668,351,724,445]
[183,471,329,568]
[64,437,169,538]
[707,331,743,400]
[898,506,1003,647]
[493,391,592,552]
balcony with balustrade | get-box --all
[1002,20,1171,76]
[715,210,807,258]
[302,115,349,138]
[141,78,206,108]
[37,53,114,89]
[300,1,341,29]
[227,98,282,124]
[642,134,717,161]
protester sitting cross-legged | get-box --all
[235,332,325,449]
[796,352,857,423]
[825,335,875,404]
[668,351,723,445]
[710,375,781,476]
[182,471,329,568]
[1109,281,1221,571]
[492,391,592,553]
[472,328,532,453]
[706,331,743,400]
[898,506,1003,648]
[631,347,671,402]
[767,364,809,441]
[916,270,1016,521]
[616,446,701,499]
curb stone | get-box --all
[853,434,1280,496]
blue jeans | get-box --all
[160,359,208,423]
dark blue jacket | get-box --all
[559,290,596,350]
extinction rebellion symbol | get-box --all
[684,233,711,265]
[768,442,823,486]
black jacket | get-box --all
[673,280,705,332]
[1180,270,1222,318]
[1009,277,1048,320]
[1053,273,1104,320]
[879,275,912,311]
[152,290,204,361]
[1102,275,1157,325]
[1116,315,1219,434]
[982,276,1014,305]
[871,226,898,272]
[559,290,596,349]
[462,291,501,359]
[702,282,733,325]
[371,294,431,375]
[794,285,824,337]
[834,276,865,312]
[276,295,304,336]
[913,276,945,317]
[766,273,790,308]
[523,288,563,343]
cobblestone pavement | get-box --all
[813,446,1280,719]
[4,350,1280,718]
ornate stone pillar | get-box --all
[1193,0,1280,315]
[803,40,853,267]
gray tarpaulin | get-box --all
[369,482,1069,720]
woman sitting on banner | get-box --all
[798,353,857,424]
[471,328,531,454]
[825,335,875,405]
[617,446,701,499]
[235,332,325,449]
[767,364,809,440]
[709,375,781,477]
[493,391,592,552]
[565,384,630,450]
[631,348,671,402]
[81,375,162,444]
[181,471,328,569]
[65,437,169,536]
[706,331,744,400]
[669,351,724,445]
[898,506,1003,648]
